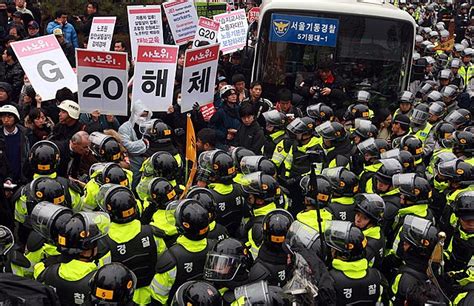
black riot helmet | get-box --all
[354,194,385,225]
[98,185,138,224]
[453,191,474,222]
[174,199,210,241]
[262,209,294,248]
[149,151,180,181]
[445,109,472,129]
[393,173,432,204]
[89,132,122,163]
[204,238,253,282]
[230,147,254,171]
[171,281,222,306]
[452,131,474,157]
[437,159,472,183]
[89,262,137,306]
[0,225,14,257]
[240,155,277,178]
[141,119,173,143]
[149,177,177,209]
[400,91,415,104]
[357,138,389,161]
[187,187,217,223]
[316,121,347,144]
[30,177,67,208]
[199,150,237,183]
[240,172,281,205]
[352,119,378,141]
[325,220,367,261]
[425,90,443,103]
[102,163,129,187]
[57,212,110,255]
[262,110,287,129]
[285,220,322,257]
[306,103,334,123]
[233,281,291,306]
[433,121,455,148]
[29,140,60,175]
[322,167,359,197]
[400,215,438,258]
[344,103,370,121]
[411,103,430,126]
[30,202,74,245]
[300,175,332,207]
[398,150,416,173]
[286,117,315,136]
[429,101,446,118]
[400,135,424,159]
[374,158,403,186]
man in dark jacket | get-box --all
[0,47,24,102]
[53,28,75,68]
[210,85,241,147]
[75,1,98,36]
[232,104,265,154]
[0,104,29,184]
[48,100,85,142]
[300,60,346,112]
[241,80,273,128]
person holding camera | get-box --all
[299,60,347,113]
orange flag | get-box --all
[433,37,455,51]
[185,113,197,163]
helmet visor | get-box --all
[234,281,270,305]
[380,148,400,160]
[89,162,107,178]
[198,150,219,173]
[357,138,377,155]
[314,120,333,137]
[354,118,372,131]
[411,108,429,124]
[392,173,416,190]
[78,212,111,243]
[240,172,263,194]
[429,103,445,116]
[135,176,153,201]
[285,220,320,252]
[96,184,119,212]
[240,156,264,175]
[31,202,70,241]
[321,167,344,186]
[379,158,403,174]
[204,253,242,281]
[437,159,461,178]
[88,132,109,155]
[402,215,432,247]
[324,220,352,252]
[139,119,158,135]
[165,200,181,228]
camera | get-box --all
[310,86,322,100]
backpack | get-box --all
[0,273,61,306]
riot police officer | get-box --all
[323,167,359,222]
[316,121,353,169]
[97,184,166,305]
[171,280,222,305]
[324,220,385,305]
[248,209,293,287]
[150,199,212,305]
[262,110,288,159]
[89,131,123,163]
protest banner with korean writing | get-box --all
[127,5,163,60]
[247,7,260,24]
[163,0,198,45]
[269,14,339,47]
[88,17,116,51]
[180,43,219,112]
[76,49,128,116]
[214,9,248,55]
[11,35,77,100]
[192,17,219,49]
[200,102,216,122]
[132,45,178,112]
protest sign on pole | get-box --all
[194,2,227,18]
[127,5,163,60]
[88,17,116,51]
[76,49,128,116]
[11,35,77,101]
[192,17,219,49]
[180,43,219,113]
[214,9,248,55]
[132,45,178,112]
[163,0,198,45]
[247,7,260,23]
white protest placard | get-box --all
[163,0,198,45]
[127,5,163,61]
[180,43,220,112]
[11,35,77,100]
[132,45,178,112]
[192,17,219,49]
[76,49,128,115]
[88,17,116,51]
[247,7,260,24]
[214,9,248,55]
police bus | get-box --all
[252,0,416,103]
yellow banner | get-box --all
[185,113,197,163]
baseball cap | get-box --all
[58,100,80,119]
[12,11,22,18]
[53,28,63,36]
[28,21,39,29]
[0,104,20,121]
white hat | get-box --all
[58,100,80,120]
[0,104,20,121]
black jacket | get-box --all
[232,121,265,154]
[0,61,24,102]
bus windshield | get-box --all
[254,11,415,102]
